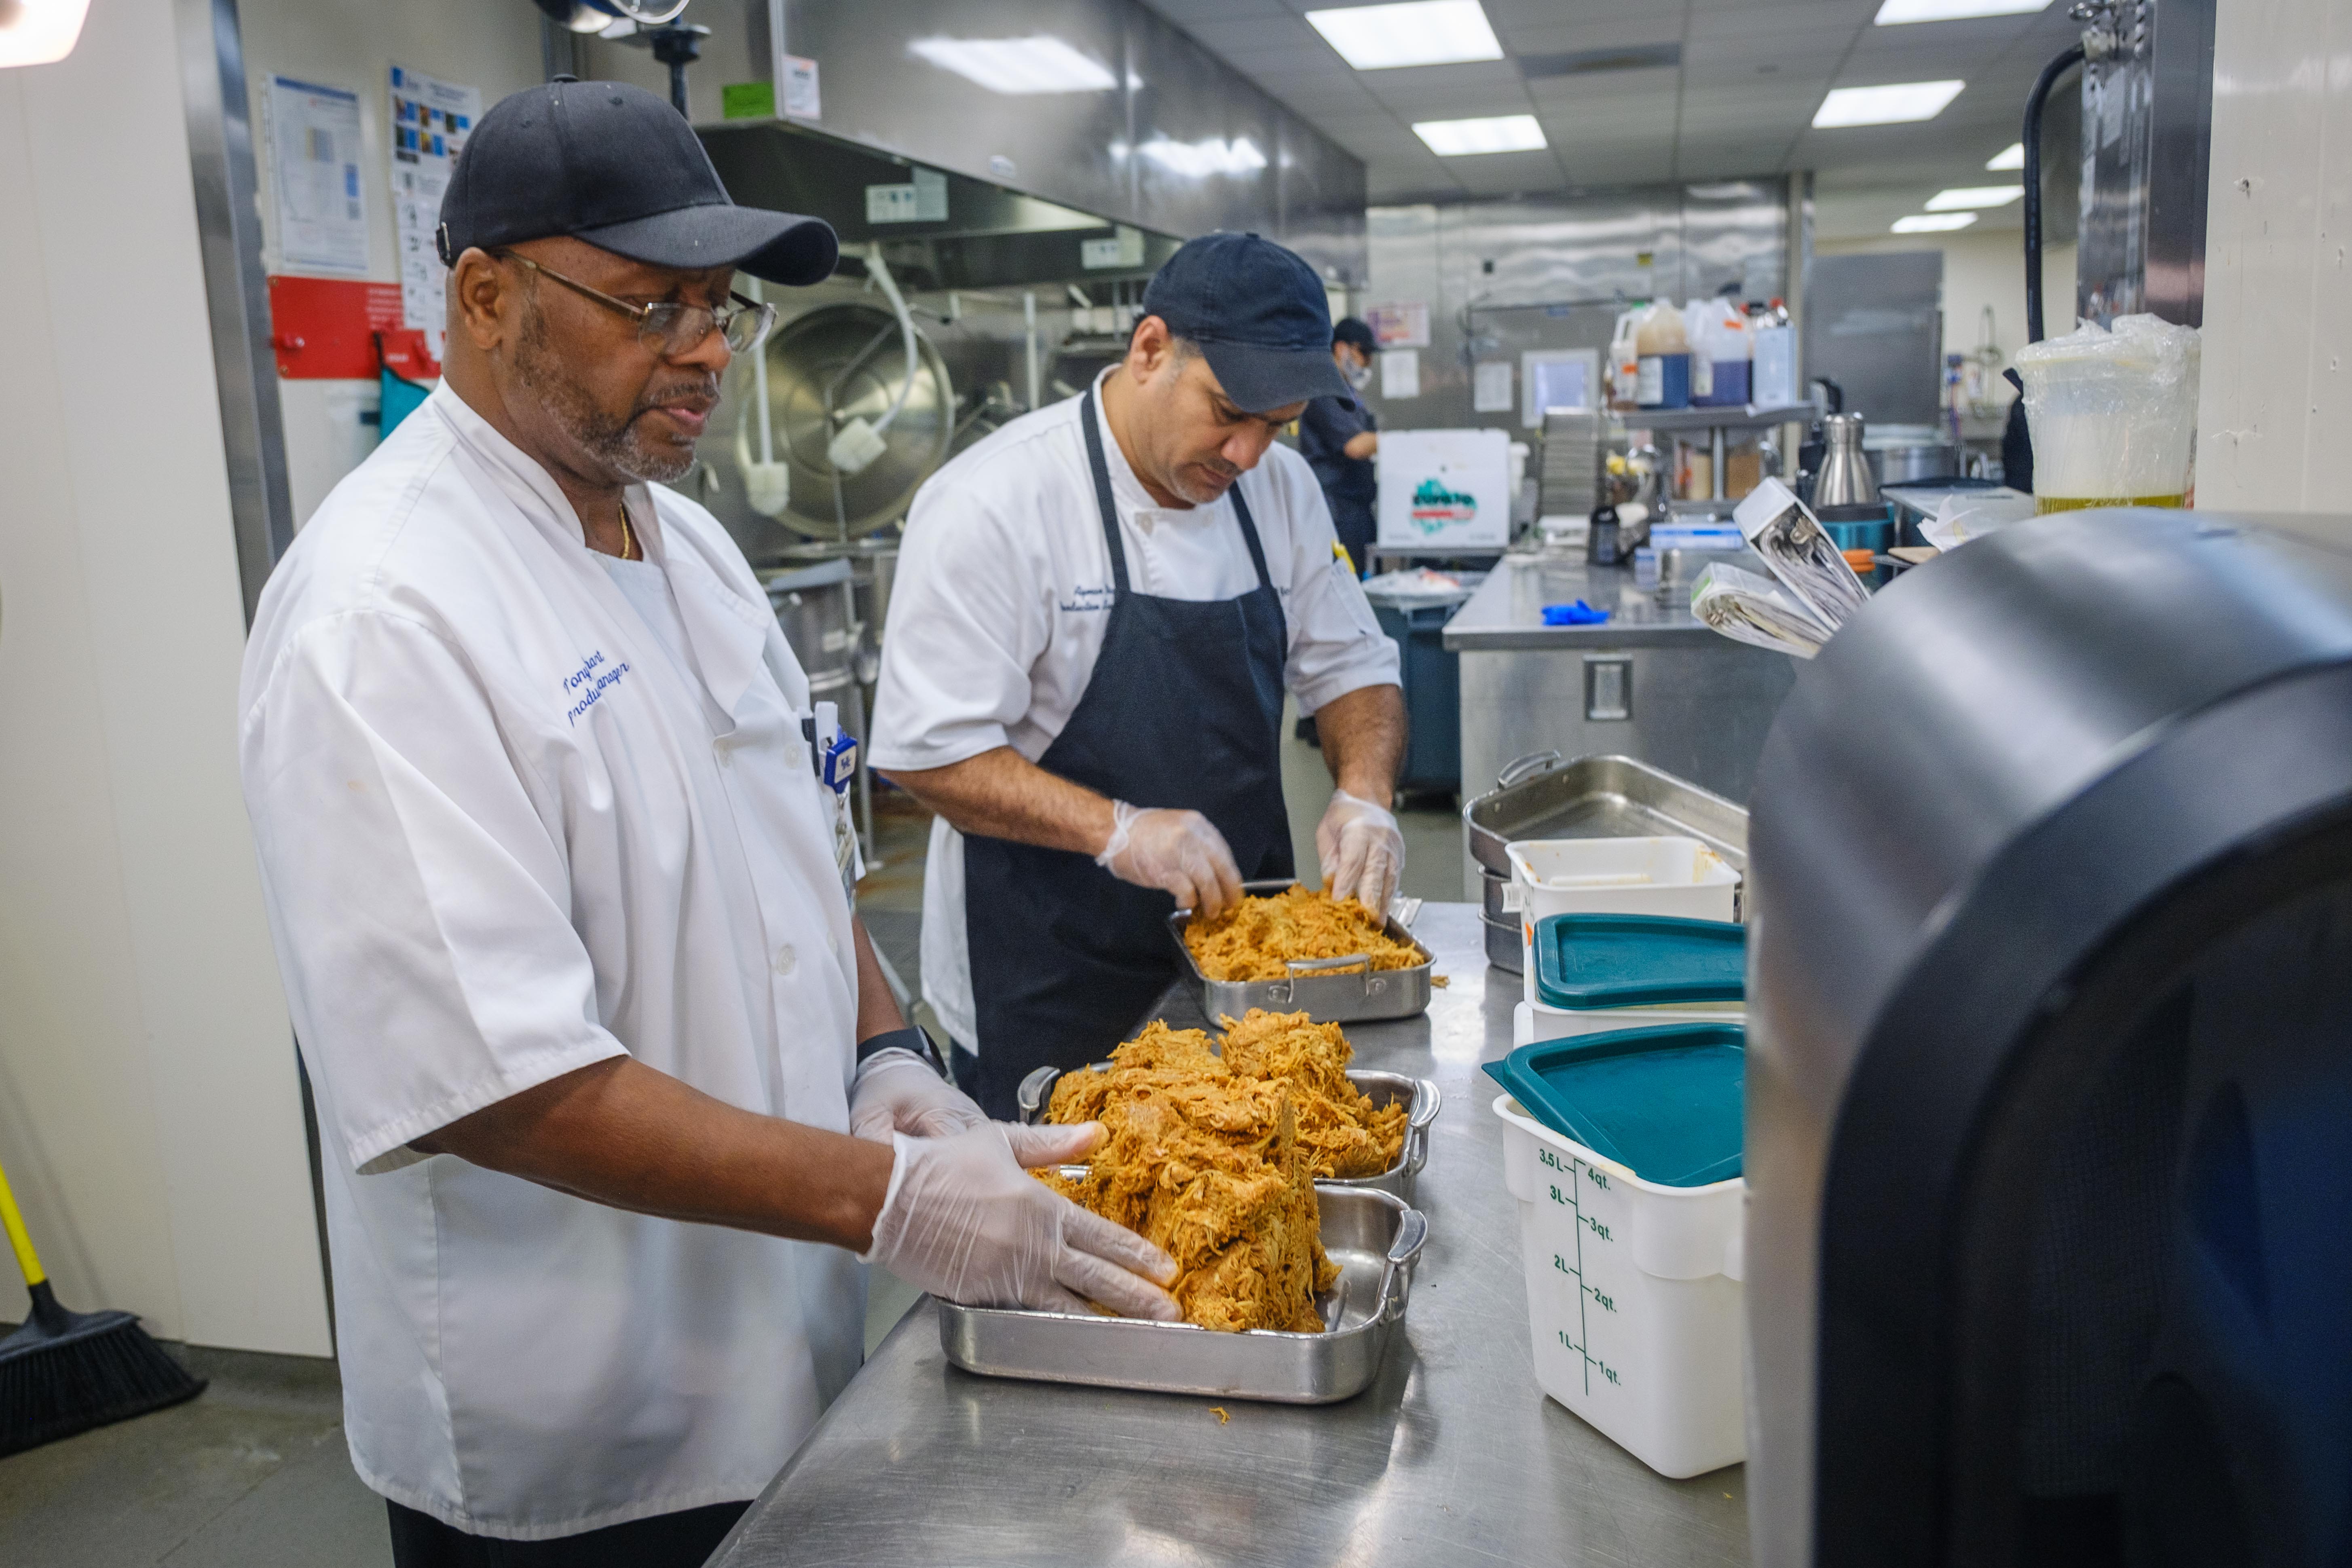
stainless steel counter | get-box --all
[709,904,1749,1568]
[1439,561,1796,872]
[1441,552,1721,651]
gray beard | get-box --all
[513,299,706,485]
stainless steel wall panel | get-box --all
[2076,0,2214,327]
[1365,181,1790,432]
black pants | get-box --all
[387,1499,750,1568]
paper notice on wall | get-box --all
[1473,360,1515,412]
[389,65,481,356]
[1365,301,1431,349]
[780,54,821,119]
[1380,349,1421,401]
[267,77,369,275]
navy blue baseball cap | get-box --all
[435,78,837,286]
[1141,233,1353,412]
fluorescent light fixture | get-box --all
[1893,212,1979,232]
[1412,114,1547,156]
[1987,141,2026,169]
[1927,184,2024,210]
[0,0,94,67]
[1874,0,2048,21]
[1812,80,1966,127]
[1306,0,1503,70]
[907,36,1119,95]
[1137,136,1269,179]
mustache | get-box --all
[637,374,721,414]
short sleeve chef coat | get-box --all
[238,383,865,1541]
[867,374,1401,1048]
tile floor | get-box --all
[0,704,1464,1564]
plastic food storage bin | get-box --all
[1504,836,1739,987]
[1518,913,1746,1038]
[1486,1024,1747,1478]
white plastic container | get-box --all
[1505,837,1740,997]
[1515,997,1745,1046]
[1493,1092,1746,1477]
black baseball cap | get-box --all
[435,78,837,286]
[1333,317,1378,354]
[1141,233,1352,412]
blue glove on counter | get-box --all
[1542,600,1610,626]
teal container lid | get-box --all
[1484,1024,1745,1188]
[1531,913,1746,1010]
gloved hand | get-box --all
[864,1122,1181,1321]
[847,1051,988,1143]
[1095,800,1244,917]
[1317,788,1404,914]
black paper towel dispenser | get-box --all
[1744,510,2352,1567]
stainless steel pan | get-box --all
[1018,1063,1439,1203]
[1166,879,1433,1024]
[937,1186,1426,1403]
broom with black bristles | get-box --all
[0,1152,205,1457]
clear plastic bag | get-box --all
[2012,314,2200,512]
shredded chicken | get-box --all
[1182,883,1424,982]
[1039,1010,1407,1332]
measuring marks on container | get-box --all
[1539,1145,1626,1394]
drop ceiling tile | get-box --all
[1141,0,1295,20]
[1496,16,1688,54]
[1682,27,1857,69]
[1686,0,1874,36]
[1481,0,1643,24]
[1522,65,1680,104]
[1182,16,1328,53]
[1536,98,1681,135]
[1447,148,1577,194]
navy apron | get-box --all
[962,387,1294,1120]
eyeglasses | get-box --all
[494,251,775,356]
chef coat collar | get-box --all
[428,380,671,560]
[1089,367,1235,528]
[429,381,772,725]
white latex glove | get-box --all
[1095,800,1244,917]
[1317,788,1404,914]
[848,1051,988,1143]
[864,1123,1181,1321]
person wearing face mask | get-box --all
[1299,316,1382,577]
[870,235,1408,1119]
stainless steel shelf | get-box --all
[1614,403,1813,434]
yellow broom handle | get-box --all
[0,1156,48,1288]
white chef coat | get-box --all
[239,382,865,1541]
[867,373,1401,1047]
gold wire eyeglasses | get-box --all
[494,250,775,356]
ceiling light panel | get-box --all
[1927,184,2024,209]
[1413,114,1547,155]
[907,36,1118,94]
[1893,212,1978,232]
[1306,1,1504,71]
[1812,79,1966,127]
[0,0,95,67]
[1874,0,2049,22]
[1986,141,2026,169]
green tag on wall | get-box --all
[721,80,776,120]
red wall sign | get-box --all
[267,276,440,381]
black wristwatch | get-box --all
[856,1025,948,1078]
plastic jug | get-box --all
[1634,302,1689,410]
[2012,313,2200,514]
[1691,298,1752,408]
[1608,310,1642,410]
[1750,301,1796,407]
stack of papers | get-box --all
[1690,562,1837,658]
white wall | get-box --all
[240,0,549,527]
[0,0,330,1353]
[2195,0,2352,511]
[1817,228,2079,416]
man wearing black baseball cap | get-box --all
[239,78,1181,1567]
[872,232,1410,1118]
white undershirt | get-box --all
[599,537,725,734]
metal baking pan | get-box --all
[938,1186,1426,1404]
[1018,1063,1440,1202]
[1166,879,1434,1024]
[1463,752,1750,918]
